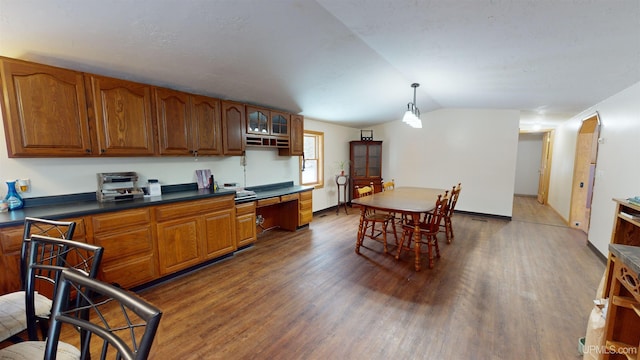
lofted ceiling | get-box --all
[0,0,638,130]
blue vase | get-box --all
[4,180,24,211]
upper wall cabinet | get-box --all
[85,74,156,156]
[0,57,93,157]
[245,106,290,148]
[279,114,304,156]
[154,88,222,156]
[221,100,246,156]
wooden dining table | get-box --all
[351,187,447,271]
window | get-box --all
[300,130,324,188]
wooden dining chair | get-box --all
[381,179,395,192]
[442,183,462,243]
[355,183,398,254]
[396,194,449,271]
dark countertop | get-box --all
[0,181,313,228]
[609,243,640,275]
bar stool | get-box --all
[336,174,349,215]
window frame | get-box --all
[300,130,324,189]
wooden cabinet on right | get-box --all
[0,56,93,157]
[599,199,640,359]
[349,140,383,200]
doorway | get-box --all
[537,130,554,205]
[569,114,601,233]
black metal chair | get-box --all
[0,217,77,343]
[0,268,163,360]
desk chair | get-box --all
[0,268,162,360]
[396,194,449,271]
[355,183,398,253]
[0,218,77,343]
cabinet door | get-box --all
[367,143,382,177]
[221,100,245,155]
[351,143,368,178]
[246,105,269,135]
[191,95,222,155]
[270,110,289,137]
[155,87,191,155]
[236,202,257,247]
[85,74,156,156]
[202,208,236,260]
[156,217,201,275]
[0,57,93,157]
[278,114,303,156]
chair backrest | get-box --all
[20,217,77,290]
[423,194,449,232]
[447,183,462,216]
[382,179,395,191]
[45,268,163,360]
[355,185,373,198]
[24,234,103,341]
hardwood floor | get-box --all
[115,196,604,359]
[61,196,605,359]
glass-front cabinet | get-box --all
[349,140,383,200]
[246,106,269,135]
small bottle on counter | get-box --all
[209,175,216,192]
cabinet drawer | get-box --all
[299,190,312,201]
[91,208,151,234]
[154,196,234,222]
[280,193,298,203]
[100,254,157,289]
[236,201,256,215]
[92,226,153,262]
[257,197,280,207]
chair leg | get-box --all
[446,217,454,243]
[381,221,388,253]
[396,228,410,260]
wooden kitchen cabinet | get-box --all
[245,106,289,148]
[279,114,304,156]
[155,87,222,156]
[89,208,157,289]
[236,201,257,248]
[0,56,93,157]
[221,100,246,155]
[298,190,313,227]
[84,74,156,156]
[154,195,236,275]
[349,140,383,199]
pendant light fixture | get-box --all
[402,83,422,128]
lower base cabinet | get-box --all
[236,201,257,247]
[154,195,236,276]
[89,208,157,289]
[299,190,313,227]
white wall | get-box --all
[514,133,543,196]
[373,108,521,217]
[302,118,360,212]
[549,81,640,256]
